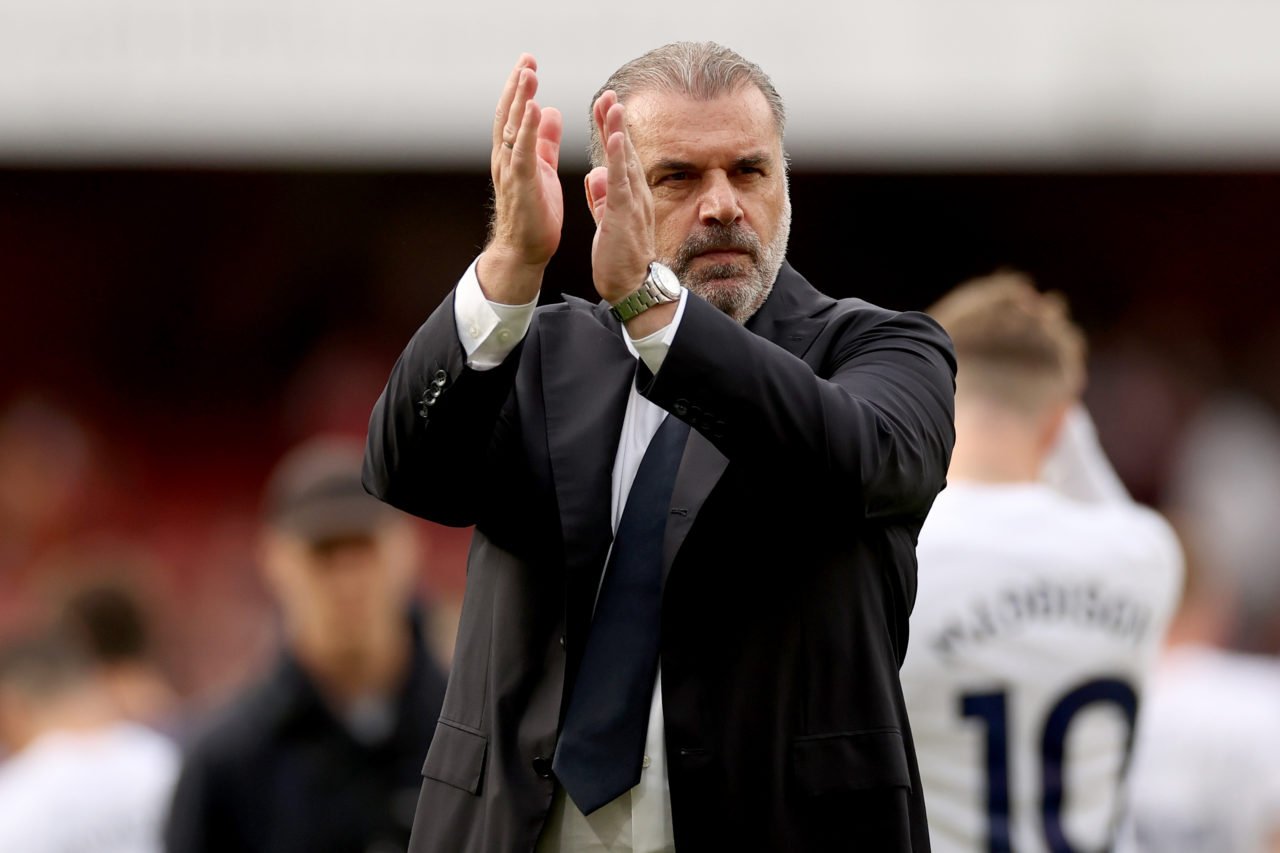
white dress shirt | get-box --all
[454,259,688,853]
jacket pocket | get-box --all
[422,719,488,795]
[790,728,911,798]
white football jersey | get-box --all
[0,722,179,853]
[1117,646,1280,853]
[902,479,1182,853]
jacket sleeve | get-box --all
[641,294,956,520]
[362,287,525,527]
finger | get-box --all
[510,99,542,178]
[603,100,645,199]
[584,167,608,224]
[493,54,537,148]
[501,68,539,154]
[604,100,628,144]
[537,107,563,173]
[592,91,612,135]
[605,126,632,203]
[621,115,647,198]
[595,98,645,199]
[602,102,633,204]
[593,90,617,151]
[508,69,539,145]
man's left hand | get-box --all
[585,91,656,305]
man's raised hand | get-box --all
[478,54,564,305]
[585,90,657,307]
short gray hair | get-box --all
[587,42,786,167]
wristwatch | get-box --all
[609,262,682,323]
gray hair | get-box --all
[587,42,786,167]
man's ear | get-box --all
[584,167,608,225]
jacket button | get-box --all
[673,399,689,417]
[532,755,553,779]
[433,369,448,384]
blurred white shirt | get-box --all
[1118,645,1280,853]
[0,723,179,853]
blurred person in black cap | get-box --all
[164,437,448,853]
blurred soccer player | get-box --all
[1117,530,1280,853]
[60,580,181,732]
[900,273,1183,852]
[0,629,179,852]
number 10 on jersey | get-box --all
[961,678,1138,853]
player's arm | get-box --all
[1041,403,1132,503]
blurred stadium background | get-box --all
[3,0,1279,707]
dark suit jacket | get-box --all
[364,263,956,852]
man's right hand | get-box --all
[477,54,564,305]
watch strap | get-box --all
[610,264,680,323]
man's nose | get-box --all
[698,171,743,226]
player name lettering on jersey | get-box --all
[927,579,1154,658]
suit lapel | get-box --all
[744,262,835,361]
[662,429,728,584]
[539,299,635,644]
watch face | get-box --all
[649,262,681,298]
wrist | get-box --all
[623,299,678,340]
[477,246,547,305]
[609,262,681,323]
[598,263,654,306]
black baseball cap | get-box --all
[262,437,396,543]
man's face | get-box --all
[261,522,416,661]
[625,85,792,324]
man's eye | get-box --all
[658,172,690,184]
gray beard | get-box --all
[664,197,792,325]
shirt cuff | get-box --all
[624,287,690,375]
[453,257,539,371]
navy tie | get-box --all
[552,412,691,815]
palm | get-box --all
[478,56,566,302]
[489,103,564,269]
[585,94,656,303]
